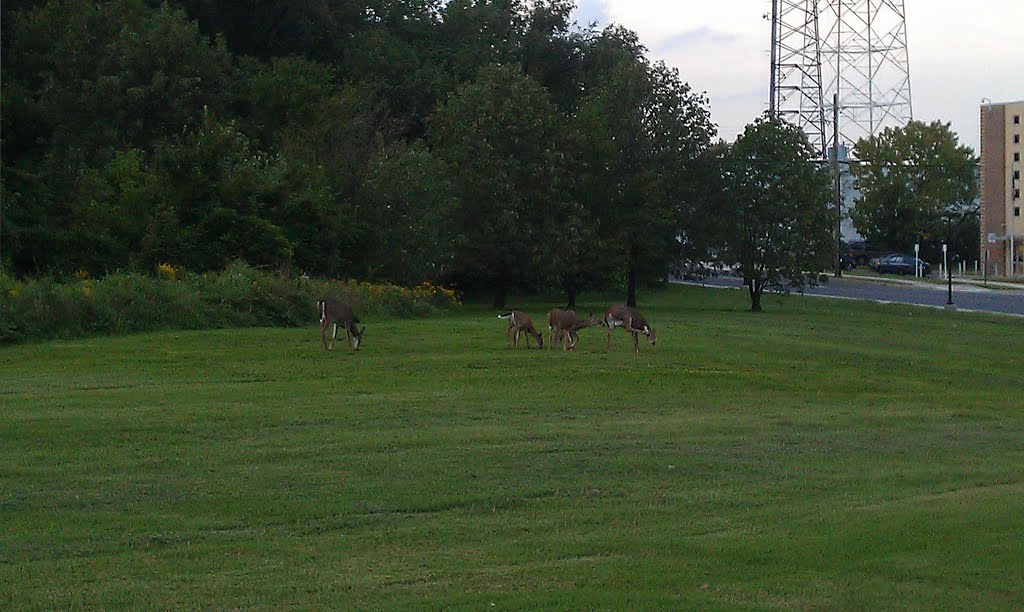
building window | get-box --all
[1017,207,1022,217]
[1016,134,1022,144]
[1017,152,1022,162]
[1016,170,1022,180]
[1017,115,1022,125]
[1016,189,1022,199]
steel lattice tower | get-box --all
[770,0,914,157]
[769,0,828,157]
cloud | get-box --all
[655,27,738,53]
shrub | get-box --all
[0,263,459,344]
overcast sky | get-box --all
[572,0,1024,152]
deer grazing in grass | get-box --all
[318,299,365,351]
[603,304,656,353]
[497,310,544,348]
[546,309,602,350]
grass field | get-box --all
[3,285,1022,608]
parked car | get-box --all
[876,254,931,276]
[869,253,901,271]
[847,240,889,266]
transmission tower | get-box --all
[769,0,828,158]
[770,0,914,157]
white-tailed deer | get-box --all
[603,304,656,353]
[318,299,365,351]
[497,310,544,348]
[547,309,602,350]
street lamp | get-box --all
[944,241,952,306]
[943,208,978,307]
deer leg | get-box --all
[320,320,329,351]
[514,328,521,348]
[622,317,646,337]
[632,331,640,353]
[329,322,338,351]
[345,324,353,349]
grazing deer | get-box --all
[497,310,544,348]
[547,309,602,350]
[318,299,365,351]
[603,304,656,353]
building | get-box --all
[980,99,1024,277]
[834,143,863,243]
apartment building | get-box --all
[980,99,1024,277]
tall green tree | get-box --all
[574,51,714,306]
[850,120,978,261]
[1,0,235,276]
[430,63,573,307]
[359,143,457,285]
[717,116,834,312]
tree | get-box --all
[359,143,457,285]
[430,63,572,308]
[717,116,834,312]
[850,120,978,262]
[1,0,235,276]
[574,51,714,306]
[140,114,294,272]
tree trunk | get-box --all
[565,282,577,309]
[626,242,639,307]
[748,279,763,312]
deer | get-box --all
[318,299,365,351]
[497,310,544,348]
[547,309,602,350]
[603,304,656,353]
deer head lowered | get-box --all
[547,309,602,350]
[498,310,544,348]
[603,304,656,353]
[318,299,365,351]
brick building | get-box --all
[980,99,1024,277]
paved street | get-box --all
[677,275,1024,317]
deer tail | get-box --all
[317,301,325,324]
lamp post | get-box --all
[944,242,952,306]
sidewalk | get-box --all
[844,272,1024,292]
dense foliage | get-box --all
[0,262,459,343]
[850,120,979,263]
[711,116,834,312]
[2,0,719,307]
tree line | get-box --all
[10,1,967,312]
[2,0,725,307]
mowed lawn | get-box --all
[2,285,1022,608]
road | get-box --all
[676,275,1024,317]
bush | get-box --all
[0,263,459,343]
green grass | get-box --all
[3,285,1022,608]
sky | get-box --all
[571,0,1024,152]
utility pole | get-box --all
[833,93,842,277]
[769,0,779,118]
